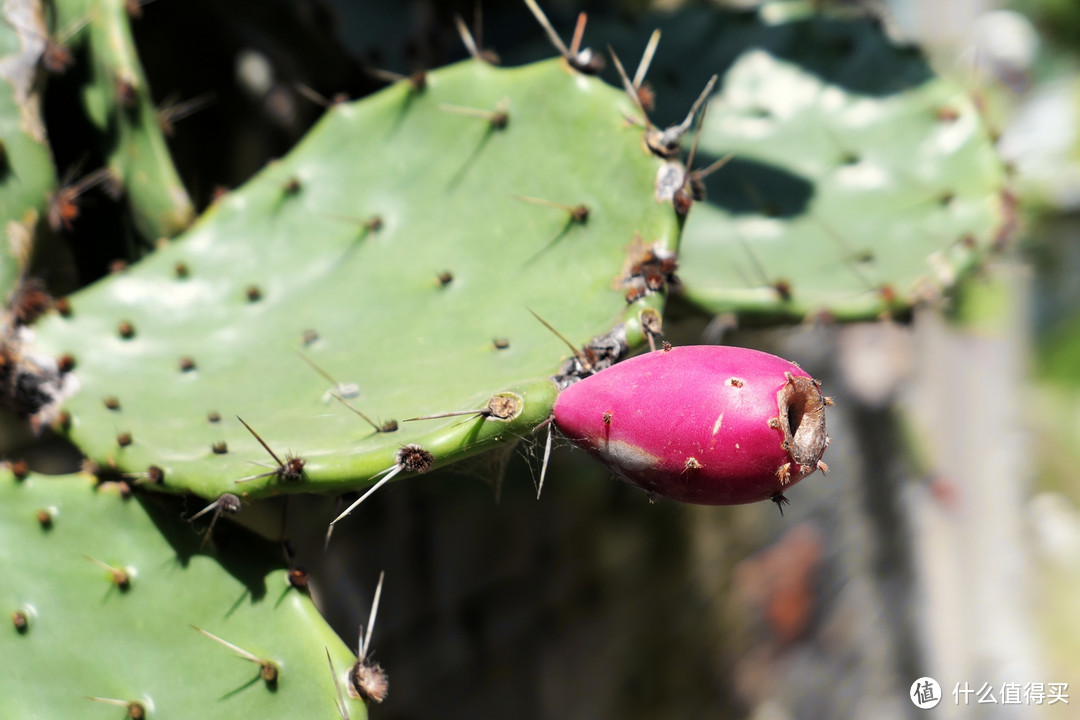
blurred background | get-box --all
[16,0,1080,717]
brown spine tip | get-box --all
[118,321,135,339]
[117,432,133,447]
[10,278,53,325]
[180,357,196,372]
[212,441,228,454]
[36,509,53,528]
[88,556,132,590]
[673,188,693,215]
[288,567,310,590]
[486,394,520,420]
[639,308,663,341]
[219,493,241,512]
[104,396,121,411]
[349,660,389,703]
[936,107,960,122]
[261,661,279,684]
[397,444,434,473]
[282,454,306,481]
[116,77,138,109]
[42,41,74,74]
[774,280,792,301]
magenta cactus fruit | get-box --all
[552,345,831,505]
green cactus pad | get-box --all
[1,470,363,719]
[672,10,1010,322]
[53,0,194,241]
[0,4,57,299]
[29,56,679,500]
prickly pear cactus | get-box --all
[1,469,362,719]
[52,0,194,241]
[28,56,680,502]
[668,5,1011,321]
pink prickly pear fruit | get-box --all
[552,345,831,505]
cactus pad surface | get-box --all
[29,56,679,500]
[1,469,362,719]
[0,3,57,299]
[671,10,1011,321]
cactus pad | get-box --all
[28,56,679,501]
[673,14,1010,321]
[1,469,362,718]
[53,0,194,241]
[0,3,57,299]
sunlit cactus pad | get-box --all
[29,57,679,500]
[1,470,361,719]
[671,9,1010,321]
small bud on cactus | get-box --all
[553,345,830,505]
